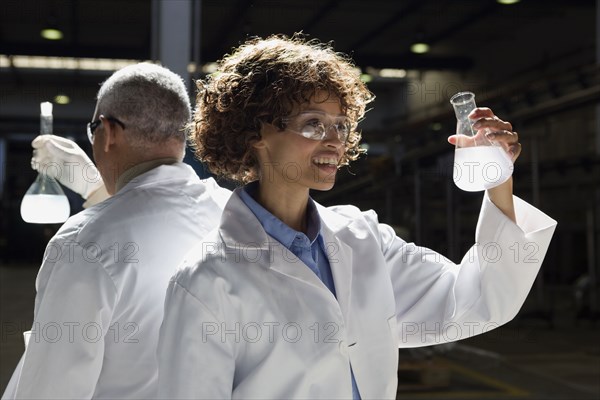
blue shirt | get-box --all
[240,183,361,400]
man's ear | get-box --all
[100,116,119,153]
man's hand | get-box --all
[31,135,105,200]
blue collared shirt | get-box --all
[240,183,361,400]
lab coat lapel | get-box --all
[269,242,330,289]
[318,205,354,335]
[219,189,332,290]
[218,189,272,266]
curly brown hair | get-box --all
[189,34,375,183]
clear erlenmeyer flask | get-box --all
[450,91,513,192]
[20,102,70,224]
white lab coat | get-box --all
[157,188,556,400]
[3,163,230,399]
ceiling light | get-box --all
[360,74,373,83]
[410,42,430,54]
[430,122,442,131]
[497,0,520,4]
[41,28,63,40]
[201,62,219,74]
[54,94,70,105]
[0,55,225,76]
[379,68,407,78]
[0,55,143,71]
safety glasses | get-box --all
[87,116,126,144]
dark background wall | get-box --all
[0,0,598,397]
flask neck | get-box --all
[450,92,477,122]
[452,99,476,122]
[40,115,53,135]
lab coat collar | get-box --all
[219,188,273,251]
[219,188,354,252]
[219,188,356,332]
[315,202,354,233]
[116,162,197,195]
[219,189,327,290]
[115,157,179,193]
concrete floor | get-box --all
[1,263,599,399]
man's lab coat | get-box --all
[3,163,230,399]
[158,188,556,399]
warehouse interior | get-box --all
[1,0,599,398]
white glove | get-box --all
[31,135,105,200]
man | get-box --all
[3,63,230,399]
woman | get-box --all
[157,34,556,399]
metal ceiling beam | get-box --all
[379,2,497,71]
[352,54,473,70]
[384,64,600,130]
[348,1,493,70]
[347,0,424,52]
[301,0,340,33]
[206,0,254,59]
[420,2,497,48]
[511,82,600,123]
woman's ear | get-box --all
[251,128,266,149]
[252,137,265,149]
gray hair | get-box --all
[96,62,191,148]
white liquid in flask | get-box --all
[453,146,514,192]
[21,194,71,224]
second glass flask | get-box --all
[450,91,513,192]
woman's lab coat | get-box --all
[3,163,230,400]
[158,188,556,400]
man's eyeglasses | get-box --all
[281,111,353,143]
[87,116,126,144]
